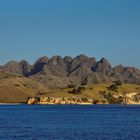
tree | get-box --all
[114,80,122,86]
[108,84,118,91]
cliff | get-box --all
[27,96,99,105]
[27,92,140,105]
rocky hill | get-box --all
[1,54,140,89]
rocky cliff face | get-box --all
[1,54,140,89]
[1,60,32,76]
[19,60,32,76]
[2,60,23,75]
[27,96,96,105]
[27,92,140,105]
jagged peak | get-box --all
[99,57,111,67]
[100,57,107,62]
[91,57,96,60]
[19,60,30,65]
[114,64,124,69]
[76,54,89,60]
[64,56,73,60]
[5,60,19,66]
[34,56,49,65]
[63,56,73,63]
[50,55,62,60]
[1,54,140,87]
[48,55,64,65]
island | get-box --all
[0,55,140,105]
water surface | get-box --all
[0,105,140,140]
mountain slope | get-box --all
[1,54,140,89]
[0,70,48,103]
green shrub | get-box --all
[18,75,23,78]
[4,76,9,79]
[108,84,118,91]
[114,80,122,86]
[78,86,86,91]
[23,84,28,87]
[93,100,99,105]
[101,91,124,104]
[67,84,76,88]
[81,97,88,102]
[14,84,20,87]
[68,88,81,94]
[68,86,86,94]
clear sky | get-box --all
[0,0,140,68]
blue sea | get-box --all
[0,105,140,140]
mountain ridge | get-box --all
[1,54,140,89]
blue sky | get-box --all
[0,0,140,68]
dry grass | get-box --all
[0,71,48,103]
[43,83,140,101]
[0,70,140,103]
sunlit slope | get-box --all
[42,83,140,101]
[0,71,48,103]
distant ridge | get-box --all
[1,54,140,89]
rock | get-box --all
[70,54,96,72]
[19,60,32,76]
[47,55,67,76]
[92,57,113,75]
[27,96,94,105]
[27,97,36,104]
[1,60,22,74]
[31,56,49,75]
[63,56,73,73]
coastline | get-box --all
[0,103,24,105]
[0,101,140,105]
[1,103,140,105]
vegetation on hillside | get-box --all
[0,71,140,104]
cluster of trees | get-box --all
[100,81,124,104]
[68,86,86,94]
[107,80,122,91]
[100,91,124,104]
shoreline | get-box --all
[0,103,24,105]
[0,103,140,105]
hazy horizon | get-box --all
[0,0,140,68]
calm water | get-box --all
[0,105,140,140]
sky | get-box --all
[0,0,140,68]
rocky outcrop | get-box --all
[45,55,67,76]
[27,96,96,105]
[112,66,140,83]
[92,58,113,75]
[27,92,140,105]
[19,60,32,76]
[70,55,96,72]
[31,56,49,75]
[63,56,73,73]
[2,60,23,74]
[125,93,140,104]
[1,60,32,76]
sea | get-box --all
[0,104,140,140]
